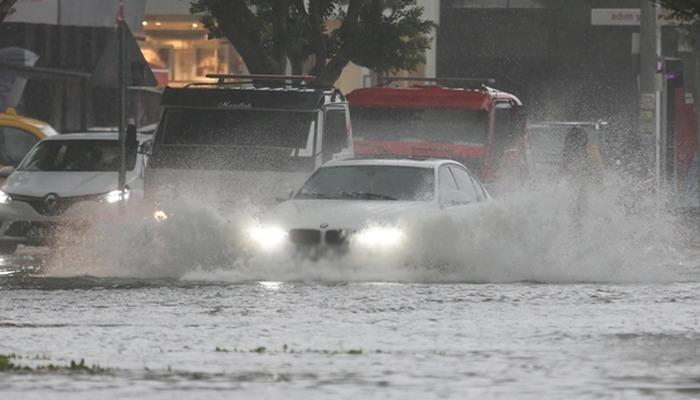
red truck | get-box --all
[346,78,532,183]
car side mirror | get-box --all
[0,166,15,178]
[442,190,471,207]
[138,141,152,156]
[275,189,294,203]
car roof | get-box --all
[322,158,461,169]
[41,132,152,141]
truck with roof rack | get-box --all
[346,77,531,184]
[145,74,353,209]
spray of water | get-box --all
[41,169,697,284]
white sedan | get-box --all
[247,158,491,257]
[0,132,151,250]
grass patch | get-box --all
[0,354,107,374]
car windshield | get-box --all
[18,140,137,172]
[350,107,488,144]
[296,165,435,201]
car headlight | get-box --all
[354,226,403,248]
[102,188,130,204]
[154,210,169,223]
[0,190,10,204]
[248,225,288,251]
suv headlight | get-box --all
[0,190,10,204]
[101,188,130,204]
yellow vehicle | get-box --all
[0,108,58,172]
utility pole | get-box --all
[117,0,127,212]
[639,0,661,188]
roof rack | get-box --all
[183,74,320,89]
[377,76,496,88]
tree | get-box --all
[0,0,18,23]
[189,0,436,88]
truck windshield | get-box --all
[296,165,434,201]
[350,107,488,145]
[19,140,137,172]
[162,108,314,148]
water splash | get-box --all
[43,172,696,284]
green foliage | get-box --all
[0,354,106,374]
[655,0,700,48]
[0,354,15,371]
[190,0,436,87]
[0,0,18,23]
[654,0,700,21]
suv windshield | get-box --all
[19,140,137,172]
[162,108,314,148]
[296,165,434,201]
[351,107,488,144]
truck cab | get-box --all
[146,75,353,209]
[347,78,531,184]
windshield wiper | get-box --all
[295,191,337,199]
[338,191,398,201]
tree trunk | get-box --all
[204,0,285,75]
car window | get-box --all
[0,126,39,166]
[449,166,478,203]
[469,172,487,201]
[322,108,348,162]
[439,166,458,200]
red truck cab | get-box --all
[347,79,531,183]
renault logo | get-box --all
[320,223,329,229]
[44,193,58,210]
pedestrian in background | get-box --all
[562,127,604,229]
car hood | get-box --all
[2,170,140,198]
[264,199,436,230]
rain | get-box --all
[1,0,700,398]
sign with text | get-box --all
[591,8,682,26]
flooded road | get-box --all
[2,264,700,399]
[1,181,699,399]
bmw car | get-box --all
[246,158,491,257]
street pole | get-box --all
[639,0,660,189]
[117,1,127,212]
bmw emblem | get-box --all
[320,223,329,229]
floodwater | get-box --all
[2,275,700,399]
[1,179,700,399]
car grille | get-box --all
[288,229,348,246]
[289,229,322,245]
[9,193,101,216]
[325,230,347,245]
[5,221,58,239]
